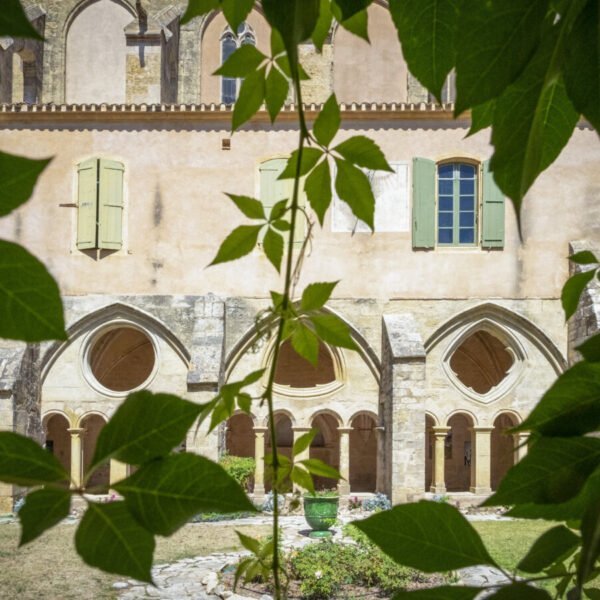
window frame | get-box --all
[220,22,256,105]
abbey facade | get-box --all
[0,0,598,512]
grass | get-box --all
[0,521,270,600]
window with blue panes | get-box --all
[437,163,478,245]
[220,23,256,104]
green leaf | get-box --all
[334,0,373,21]
[265,66,290,123]
[585,588,600,600]
[467,100,495,137]
[577,333,600,362]
[291,465,315,493]
[291,322,320,365]
[280,147,324,179]
[210,224,262,265]
[354,501,497,572]
[292,429,317,457]
[338,9,369,42]
[305,159,332,226]
[454,0,550,114]
[483,437,600,506]
[564,0,600,131]
[75,502,155,583]
[579,501,600,590]
[232,67,266,131]
[490,34,579,213]
[270,199,288,221]
[0,0,43,39]
[299,458,341,480]
[0,432,69,486]
[570,251,599,265]
[215,45,267,77]
[263,228,284,272]
[91,392,204,470]
[485,584,551,599]
[0,152,52,217]
[301,281,338,312]
[388,0,459,101]
[19,488,71,545]
[242,369,266,386]
[313,94,341,148]
[0,240,67,342]
[513,362,600,437]
[270,28,286,57]
[272,219,291,232]
[221,0,255,32]
[114,453,255,536]
[226,194,266,220]
[392,587,483,600]
[562,270,596,320]
[312,0,333,51]
[517,525,580,572]
[311,312,357,350]
[334,158,376,230]
[237,531,261,555]
[334,136,393,172]
[181,0,219,25]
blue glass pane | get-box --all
[459,229,475,244]
[439,213,453,227]
[460,212,474,227]
[241,34,255,46]
[237,22,246,34]
[460,196,474,211]
[438,164,453,179]
[439,180,453,195]
[439,229,453,244]
[222,36,236,61]
[439,196,453,211]
[460,179,474,194]
[222,78,236,104]
[459,164,476,178]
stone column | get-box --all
[375,426,385,493]
[470,427,494,494]
[253,426,268,497]
[513,432,530,463]
[431,426,451,494]
[67,428,85,489]
[109,460,128,486]
[337,427,352,496]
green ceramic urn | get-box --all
[303,495,339,538]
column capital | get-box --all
[337,427,353,434]
[432,426,451,435]
[292,426,313,433]
[67,428,85,436]
[253,426,268,434]
[471,426,495,433]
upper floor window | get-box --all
[412,158,505,250]
[221,22,255,104]
[77,158,124,251]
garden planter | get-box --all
[303,495,339,538]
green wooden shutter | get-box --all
[98,159,124,250]
[412,157,436,249]
[481,160,505,249]
[259,158,303,244]
[77,158,99,250]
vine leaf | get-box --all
[354,502,497,572]
[483,437,600,506]
[181,0,219,25]
[0,240,67,342]
[291,322,320,365]
[90,392,204,470]
[305,159,332,226]
[562,270,596,321]
[334,158,376,230]
[334,0,373,21]
[335,7,369,42]
[221,0,255,32]
[517,525,580,572]
[210,224,262,265]
[0,0,44,39]
[512,361,600,437]
[311,312,357,350]
[292,429,317,457]
[313,94,341,148]
[300,281,338,312]
[215,45,267,78]
[388,0,460,101]
[578,501,600,591]
[312,0,333,51]
[19,488,71,546]
[467,100,495,137]
[334,136,393,172]
[263,227,284,272]
[75,502,155,583]
[265,66,290,123]
[227,194,266,220]
[577,333,600,363]
[280,148,324,179]
[291,465,315,493]
[0,432,69,486]
[570,251,598,265]
[484,584,552,599]
[0,152,52,217]
[114,453,256,536]
[232,67,266,131]
[454,0,550,114]
[299,458,341,480]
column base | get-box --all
[430,484,447,494]
[337,482,350,496]
[469,486,492,495]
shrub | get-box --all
[219,454,255,491]
[348,496,362,510]
[362,492,391,512]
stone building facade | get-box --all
[0,0,598,512]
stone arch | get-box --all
[349,412,377,492]
[445,412,475,492]
[41,302,191,386]
[264,410,294,492]
[491,411,519,490]
[310,411,341,490]
[43,413,71,480]
[425,302,567,375]
[332,1,407,103]
[65,0,135,104]
[226,412,256,458]
[80,412,109,492]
